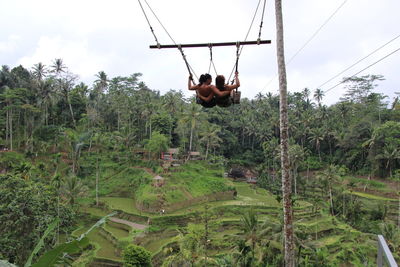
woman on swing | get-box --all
[188,72,240,108]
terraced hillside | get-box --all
[30,160,397,266]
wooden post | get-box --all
[149,40,271,49]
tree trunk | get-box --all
[318,145,321,162]
[275,0,295,266]
[57,194,60,244]
[10,108,13,151]
[343,193,346,218]
[6,107,9,146]
[329,186,334,215]
[117,110,120,132]
[189,125,194,152]
[205,139,209,160]
[294,166,297,196]
[66,93,76,128]
[149,118,152,138]
[96,156,99,206]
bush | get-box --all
[301,156,324,171]
[123,244,152,267]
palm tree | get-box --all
[162,90,183,114]
[317,165,340,215]
[308,128,325,162]
[51,58,67,74]
[37,79,55,125]
[376,144,400,177]
[199,123,222,159]
[275,1,294,263]
[240,209,275,263]
[51,173,62,244]
[51,58,77,128]
[95,71,108,93]
[181,102,203,152]
[313,88,324,107]
[162,227,203,267]
[62,175,87,206]
[289,144,305,196]
[32,62,47,81]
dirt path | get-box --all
[109,217,147,230]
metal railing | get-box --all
[377,235,398,267]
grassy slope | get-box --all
[135,161,233,208]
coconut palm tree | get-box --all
[62,175,87,206]
[199,123,222,159]
[275,1,294,263]
[32,62,47,81]
[94,71,108,93]
[317,165,341,215]
[51,58,77,128]
[36,79,55,125]
[181,102,203,152]
[240,209,275,263]
[274,6,295,259]
[51,172,62,244]
[376,144,400,177]
[308,127,325,162]
[51,58,67,74]
[289,144,305,196]
[313,88,324,107]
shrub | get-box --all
[123,244,152,267]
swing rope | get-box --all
[138,0,199,81]
[257,0,267,44]
[178,45,198,82]
[208,44,218,76]
[231,42,240,85]
[137,0,160,47]
[138,0,267,88]
[227,0,267,83]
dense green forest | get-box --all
[1,61,400,266]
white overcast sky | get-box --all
[0,0,399,105]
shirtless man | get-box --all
[188,73,234,108]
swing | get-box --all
[138,0,270,107]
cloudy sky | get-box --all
[1,0,399,105]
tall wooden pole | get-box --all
[275,0,295,266]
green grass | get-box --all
[347,176,387,189]
[79,206,109,218]
[350,191,396,201]
[87,229,120,260]
[135,162,234,210]
[84,161,152,197]
[171,162,231,197]
[104,223,129,239]
[234,183,280,207]
[144,236,177,254]
[100,197,143,214]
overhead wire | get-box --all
[323,46,400,93]
[316,33,400,89]
[261,0,348,92]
